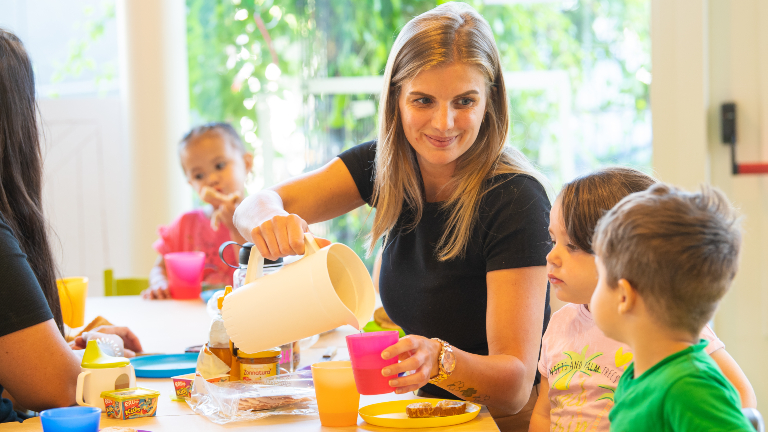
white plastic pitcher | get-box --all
[222,233,375,354]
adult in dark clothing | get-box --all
[233,4,550,430]
[0,29,142,423]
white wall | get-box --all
[652,0,768,411]
[39,98,131,295]
[708,0,768,412]
[650,0,709,189]
[4,0,192,293]
[116,0,192,277]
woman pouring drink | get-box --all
[234,4,550,430]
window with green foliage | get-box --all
[186,0,651,270]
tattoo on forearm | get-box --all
[446,380,465,392]
[446,381,491,404]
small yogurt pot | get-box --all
[171,373,196,399]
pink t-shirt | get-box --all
[153,209,236,289]
[538,303,724,432]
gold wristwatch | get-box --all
[428,338,456,384]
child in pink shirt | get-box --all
[142,123,253,299]
[528,167,755,432]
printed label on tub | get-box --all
[102,388,159,420]
[240,362,277,382]
[105,396,158,420]
[173,379,192,398]
[104,398,118,418]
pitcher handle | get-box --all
[76,371,93,407]
[243,232,323,285]
[243,243,264,284]
[303,233,322,256]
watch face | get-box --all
[442,348,457,374]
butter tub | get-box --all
[101,387,160,420]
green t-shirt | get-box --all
[609,340,753,432]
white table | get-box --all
[4,296,499,431]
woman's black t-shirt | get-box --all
[0,219,54,423]
[339,142,551,399]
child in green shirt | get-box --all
[590,183,754,432]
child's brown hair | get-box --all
[593,183,742,336]
[559,167,656,254]
[179,122,246,154]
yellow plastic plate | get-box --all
[359,399,481,429]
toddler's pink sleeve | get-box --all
[700,323,725,355]
[153,214,185,256]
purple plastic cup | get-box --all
[346,331,399,395]
[164,251,206,299]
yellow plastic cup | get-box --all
[57,277,88,328]
[311,361,360,427]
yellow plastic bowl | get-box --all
[358,398,481,429]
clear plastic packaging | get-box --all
[186,370,317,424]
[206,290,225,319]
[233,265,247,290]
[209,312,229,349]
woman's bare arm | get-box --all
[383,266,548,414]
[0,319,81,411]
[234,158,365,259]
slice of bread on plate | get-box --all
[433,400,467,417]
[405,402,434,418]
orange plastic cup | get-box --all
[57,277,88,328]
[311,361,360,427]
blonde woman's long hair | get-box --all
[369,2,543,261]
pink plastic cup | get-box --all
[164,251,206,299]
[345,331,399,395]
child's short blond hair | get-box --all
[593,183,742,336]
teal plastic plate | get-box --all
[130,353,198,378]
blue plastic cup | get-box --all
[40,406,101,432]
